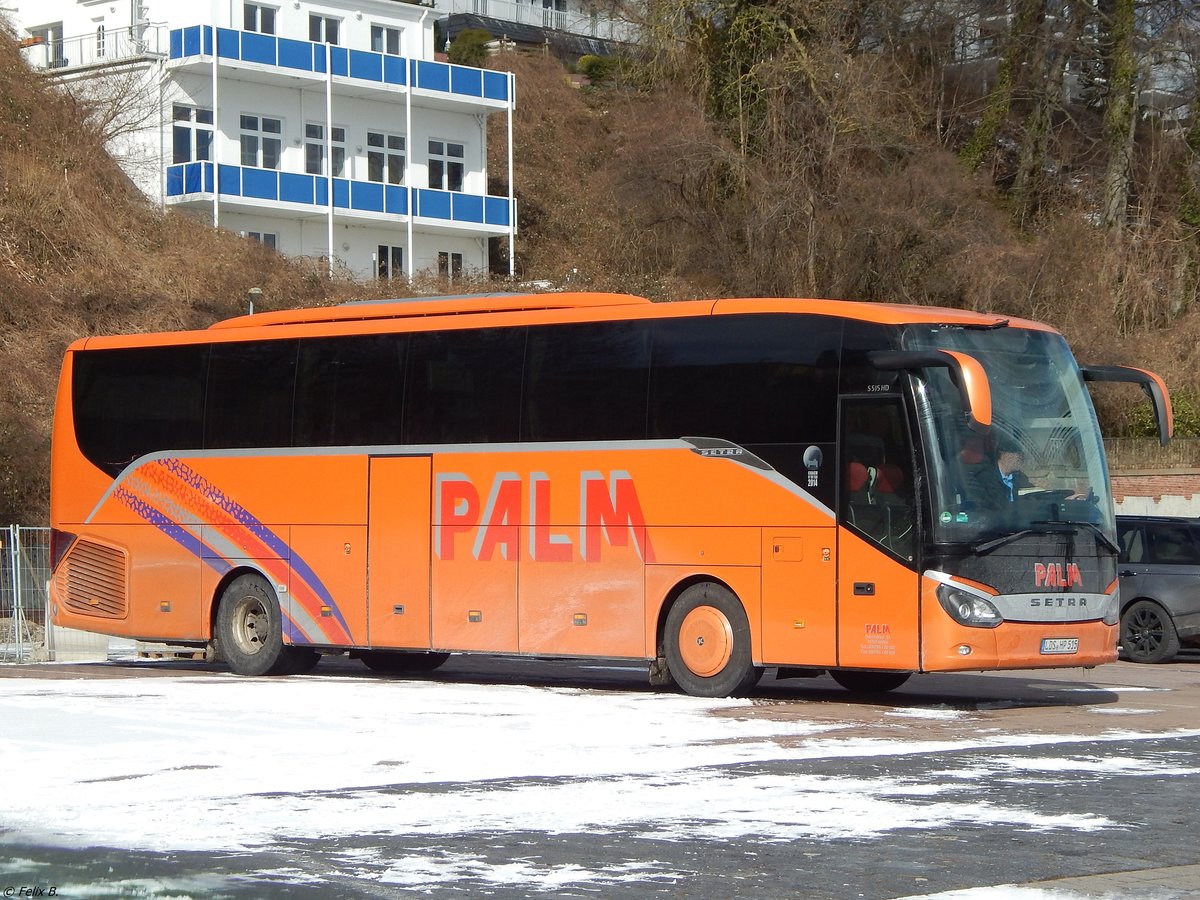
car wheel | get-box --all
[1119,599,1181,664]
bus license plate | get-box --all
[1040,638,1079,655]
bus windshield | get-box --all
[904,325,1114,546]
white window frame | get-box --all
[309,13,340,45]
[246,231,278,249]
[367,131,405,185]
[172,104,214,164]
[244,3,277,35]
[240,114,283,170]
[305,123,346,177]
[438,251,464,279]
[370,24,403,55]
[427,139,465,192]
[376,245,404,280]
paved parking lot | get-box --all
[2,651,1199,899]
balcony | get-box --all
[168,25,511,113]
[442,0,639,43]
[166,161,513,236]
[22,26,167,72]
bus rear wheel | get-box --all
[664,583,761,698]
[357,651,451,673]
[830,670,911,693]
[216,573,309,676]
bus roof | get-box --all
[70,294,1052,352]
[209,292,654,329]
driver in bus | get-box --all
[968,442,1031,511]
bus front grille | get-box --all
[58,540,128,619]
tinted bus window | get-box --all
[294,334,408,447]
[649,314,840,444]
[205,340,298,449]
[522,321,650,442]
[73,345,209,475]
[404,327,526,444]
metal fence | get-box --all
[0,526,50,662]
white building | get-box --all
[4,0,516,281]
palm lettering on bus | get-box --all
[435,470,655,563]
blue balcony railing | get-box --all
[168,25,511,103]
[166,162,513,229]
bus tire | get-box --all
[664,583,761,698]
[215,573,303,676]
[358,651,451,673]
[830,670,911,693]
[1119,600,1180,664]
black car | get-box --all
[1116,515,1200,663]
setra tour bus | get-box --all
[49,292,1172,696]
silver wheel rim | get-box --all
[231,595,269,656]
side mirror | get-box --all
[1081,365,1173,447]
[869,350,992,434]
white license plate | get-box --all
[1040,638,1079,655]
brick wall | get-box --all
[1110,471,1200,516]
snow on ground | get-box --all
[2,671,1196,857]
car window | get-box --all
[1146,524,1200,565]
[1118,524,1144,564]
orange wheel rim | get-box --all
[678,605,733,677]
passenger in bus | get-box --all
[968,443,1030,511]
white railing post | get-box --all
[8,525,22,662]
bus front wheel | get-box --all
[216,573,309,676]
[664,583,762,698]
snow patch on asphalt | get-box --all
[2,674,1195,862]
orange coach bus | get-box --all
[48,293,1172,696]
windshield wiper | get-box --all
[971,522,1075,555]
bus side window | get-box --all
[522,321,650,442]
[205,340,298,450]
[294,334,407,447]
[73,345,208,474]
[404,327,526,444]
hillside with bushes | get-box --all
[3,2,1200,522]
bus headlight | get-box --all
[937,585,1003,629]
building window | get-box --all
[246,232,278,249]
[172,105,214,164]
[367,132,405,184]
[371,24,403,55]
[244,3,277,35]
[240,115,282,169]
[438,251,463,279]
[309,14,340,44]
[96,25,106,58]
[377,245,403,280]
[305,123,346,177]
[428,140,464,192]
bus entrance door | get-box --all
[837,398,921,670]
[367,455,434,650]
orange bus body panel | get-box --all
[367,456,434,650]
[836,529,921,671]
